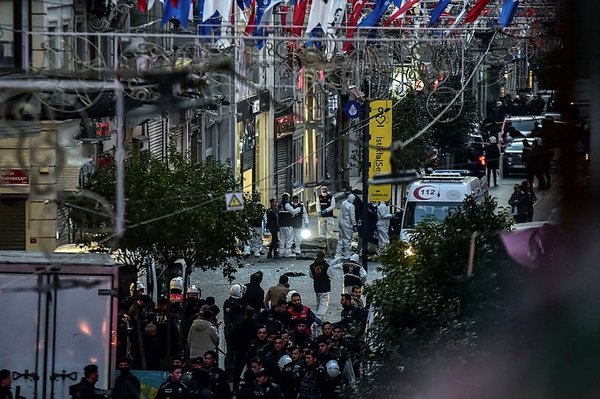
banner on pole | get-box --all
[368,100,392,202]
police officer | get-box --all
[223,284,246,384]
[278,193,300,257]
[291,195,309,255]
[154,366,188,399]
[294,350,328,399]
[331,254,367,294]
[316,186,336,254]
[187,359,213,399]
[204,350,231,399]
[256,368,283,399]
[335,194,357,259]
[280,346,303,399]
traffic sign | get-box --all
[225,192,245,211]
[343,100,361,119]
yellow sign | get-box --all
[225,192,245,211]
[368,100,392,202]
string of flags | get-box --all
[142,0,527,46]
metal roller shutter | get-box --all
[325,128,337,187]
[147,119,165,160]
[274,135,292,199]
[0,199,26,250]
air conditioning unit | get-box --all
[132,136,149,151]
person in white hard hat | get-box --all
[223,284,246,383]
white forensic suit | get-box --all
[336,193,356,259]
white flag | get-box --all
[306,0,347,35]
[203,0,233,22]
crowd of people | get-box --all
[108,247,371,398]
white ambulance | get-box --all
[399,171,487,241]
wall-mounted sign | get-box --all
[275,114,296,139]
[237,91,271,121]
[96,122,110,137]
[0,169,29,186]
[343,101,361,119]
[225,192,245,211]
[368,100,392,202]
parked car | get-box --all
[501,116,543,140]
[467,133,485,153]
[502,137,537,177]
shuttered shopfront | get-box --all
[274,134,292,199]
[147,119,165,160]
[0,198,26,250]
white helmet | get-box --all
[286,289,298,303]
[326,360,340,378]
[229,283,246,299]
[169,277,184,291]
[187,285,200,297]
[278,355,292,370]
[350,254,360,263]
[136,281,145,291]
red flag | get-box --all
[383,0,420,27]
[343,0,367,52]
[137,0,148,12]
[464,0,492,23]
[291,0,309,37]
[245,0,257,35]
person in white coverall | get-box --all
[336,193,357,259]
[291,195,310,255]
[278,193,301,257]
[317,186,337,255]
[377,201,394,254]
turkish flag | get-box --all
[137,0,148,13]
[464,0,492,23]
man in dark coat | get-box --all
[112,358,141,399]
[508,184,528,223]
[266,198,280,259]
[242,271,265,312]
[204,351,231,399]
[0,369,13,399]
[69,364,99,399]
[485,136,501,187]
[309,251,333,321]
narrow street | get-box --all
[192,173,561,361]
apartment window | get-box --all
[0,0,15,68]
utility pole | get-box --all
[361,101,370,272]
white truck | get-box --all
[399,171,487,241]
[0,251,118,399]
